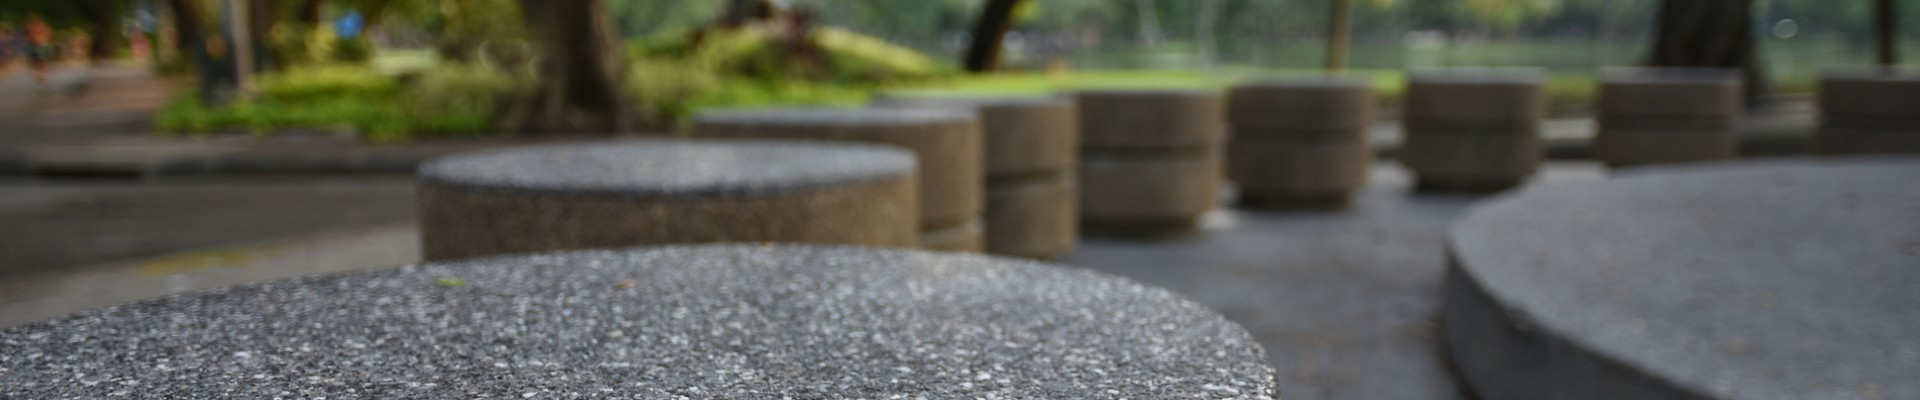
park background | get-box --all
[2,0,1915,141]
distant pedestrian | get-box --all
[26,14,56,91]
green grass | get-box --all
[370,49,441,75]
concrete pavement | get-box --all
[0,162,1613,399]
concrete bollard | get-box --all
[417,140,919,261]
[692,108,984,252]
[0,245,1279,398]
[1075,89,1225,236]
[873,94,1079,259]
[1595,68,1743,167]
[1816,70,1920,155]
[1401,68,1547,193]
[1227,78,1376,209]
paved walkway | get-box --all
[0,67,92,122]
[0,66,175,145]
[0,162,1615,399]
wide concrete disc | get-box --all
[1445,158,1920,400]
[1,245,1276,399]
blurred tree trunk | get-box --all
[79,0,122,63]
[1195,0,1222,68]
[166,0,204,55]
[1133,0,1162,46]
[722,0,776,25]
[963,0,1025,73]
[1876,0,1899,65]
[361,0,392,27]
[1647,0,1765,104]
[247,0,283,72]
[299,0,327,26]
[500,0,639,134]
[1326,0,1352,71]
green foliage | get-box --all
[625,24,947,121]
[255,64,397,102]
[332,38,374,63]
[157,63,518,142]
[627,58,867,121]
[399,63,522,135]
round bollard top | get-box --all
[1821,66,1920,82]
[1408,67,1548,85]
[1072,87,1221,98]
[871,92,1073,109]
[693,107,978,127]
[0,245,1277,399]
[418,140,916,198]
[1599,67,1741,85]
[1232,75,1375,90]
[1451,158,1920,400]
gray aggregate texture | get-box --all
[1448,157,1920,400]
[418,140,917,198]
[1407,68,1547,84]
[0,245,1276,399]
[695,107,978,126]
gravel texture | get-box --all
[418,140,917,198]
[1,245,1275,399]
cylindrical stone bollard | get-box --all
[872,94,1078,259]
[692,108,984,252]
[416,140,918,261]
[1594,68,1744,167]
[1076,89,1225,236]
[0,245,1280,398]
[1227,78,1376,209]
[1816,70,1920,155]
[1401,68,1547,193]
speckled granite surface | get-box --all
[1,245,1275,399]
[417,140,917,198]
[1446,158,1920,400]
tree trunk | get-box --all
[299,0,327,26]
[167,0,204,55]
[1133,0,1162,46]
[361,0,392,27]
[1648,0,1765,104]
[1194,0,1222,68]
[501,0,640,134]
[1326,0,1353,71]
[722,0,777,25]
[963,0,1025,73]
[80,0,122,63]
[247,0,282,72]
[1876,0,1899,65]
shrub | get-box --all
[255,64,395,102]
[156,63,518,142]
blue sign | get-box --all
[336,11,365,39]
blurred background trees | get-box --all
[3,0,1909,138]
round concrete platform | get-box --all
[416,140,919,260]
[1444,158,1920,400]
[418,140,915,198]
[0,245,1277,398]
[692,107,985,252]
